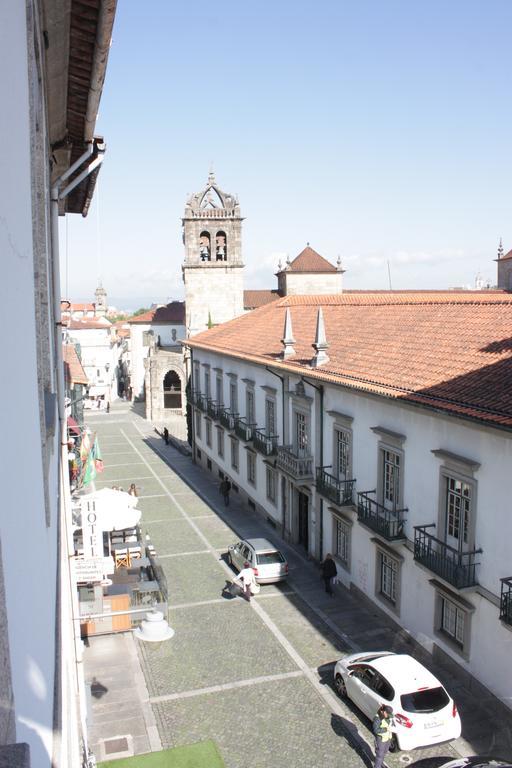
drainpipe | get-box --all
[50,142,105,766]
[301,377,324,560]
[265,366,286,537]
[189,346,196,464]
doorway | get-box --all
[298,491,309,550]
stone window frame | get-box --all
[195,409,202,439]
[246,448,257,486]
[214,369,223,406]
[431,578,475,660]
[201,362,211,398]
[291,400,311,454]
[371,427,406,510]
[216,425,224,458]
[193,361,201,392]
[243,379,256,424]
[227,372,238,413]
[205,418,212,448]
[372,537,404,617]
[327,410,354,480]
[330,507,353,572]
[264,395,277,436]
[266,465,277,505]
[230,435,239,472]
[432,450,479,551]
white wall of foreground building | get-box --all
[189,346,512,712]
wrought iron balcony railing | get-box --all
[414,524,482,589]
[500,577,512,626]
[234,416,255,442]
[276,445,314,481]
[316,468,356,506]
[357,491,407,540]
[219,408,237,431]
[207,399,221,420]
[252,428,278,456]
[192,391,207,412]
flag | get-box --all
[82,451,96,486]
[92,437,104,473]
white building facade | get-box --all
[186,292,512,715]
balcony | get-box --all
[234,416,254,442]
[192,391,207,412]
[207,399,221,420]
[500,577,512,626]
[357,491,407,540]
[253,428,278,456]
[316,468,355,506]
[220,408,237,431]
[276,445,314,481]
[414,525,482,589]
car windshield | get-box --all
[400,686,450,713]
[256,551,285,565]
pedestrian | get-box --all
[235,561,257,602]
[372,704,394,768]
[220,477,231,506]
[128,483,138,497]
[163,427,169,445]
[320,552,337,596]
[106,401,110,413]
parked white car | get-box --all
[333,651,461,752]
[227,538,288,584]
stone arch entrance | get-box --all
[163,370,182,409]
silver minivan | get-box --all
[228,538,288,583]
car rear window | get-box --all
[400,686,450,713]
[256,551,285,565]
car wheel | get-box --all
[388,735,400,753]
[334,674,347,698]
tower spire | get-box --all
[311,307,329,367]
[498,237,504,260]
[281,308,296,358]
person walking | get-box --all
[372,704,394,768]
[320,553,337,596]
[163,427,169,445]
[128,483,138,497]
[220,477,231,506]
[235,561,257,602]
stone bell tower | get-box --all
[182,172,244,337]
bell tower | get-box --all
[182,172,244,336]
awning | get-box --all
[67,416,81,435]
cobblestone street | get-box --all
[84,404,512,768]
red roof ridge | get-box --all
[285,246,337,273]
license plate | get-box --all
[424,721,442,730]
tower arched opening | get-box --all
[163,370,182,409]
[199,231,211,262]
[216,231,227,261]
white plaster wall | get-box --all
[284,272,343,296]
[67,326,119,399]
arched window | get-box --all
[199,231,211,262]
[216,231,227,261]
[163,370,182,409]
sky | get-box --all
[61,0,512,311]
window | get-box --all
[216,375,223,406]
[446,476,470,546]
[230,437,239,471]
[195,410,202,439]
[383,449,400,508]
[247,451,256,485]
[205,419,212,447]
[334,516,350,567]
[295,411,308,452]
[379,551,398,604]
[265,398,276,435]
[204,369,211,398]
[194,362,200,392]
[230,380,238,412]
[246,389,255,424]
[266,466,277,503]
[335,428,350,480]
[217,427,224,458]
[440,595,465,646]
[433,583,474,658]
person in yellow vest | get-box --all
[372,704,394,768]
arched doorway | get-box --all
[163,370,182,409]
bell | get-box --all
[134,609,174,642]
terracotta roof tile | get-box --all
[284,246,337,273]
[63,344,88,385]
[243,289,281,309]
[67,317,111,330]
[186,292,512,429]
[128,302,185,324]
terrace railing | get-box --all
[357,491,407,541]
[414,524,482,589]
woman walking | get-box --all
[320,553,337,596]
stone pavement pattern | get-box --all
[84,403,512,768]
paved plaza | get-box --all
[84,403,512,768]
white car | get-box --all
[333,651,461,752]
[227,538,288,583]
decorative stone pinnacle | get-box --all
[311,307,329,367]
[208,168,215,186]
[498,237,504,260]
[281,308,296,358]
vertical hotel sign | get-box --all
[82,498,104,559]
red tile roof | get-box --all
[283,246,337,273]
[63,344,88,385]
[186,291,512,429]
[66,317,111,330]
[244,289,281,309]
[128,302,186,324]
[499,249,512,262]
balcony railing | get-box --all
[276,445,314,481]
[234,416,255,442]
[414,525,482,589]
[207,399,221,420]
[316,468,355,506]
[252,428,278,456]
[357,491,407,540]
[500,577,512,626]
[192,391,207,412]
[220,408,237,431]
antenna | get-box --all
[387,260,393,290]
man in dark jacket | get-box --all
[320,553,337,596]
[372,704,394,768]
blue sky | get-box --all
[62,0,512,310]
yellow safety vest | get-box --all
[378,718,392,742]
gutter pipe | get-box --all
[301,376,324,559]
[265,366,286,538]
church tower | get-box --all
[182,172,244,336]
